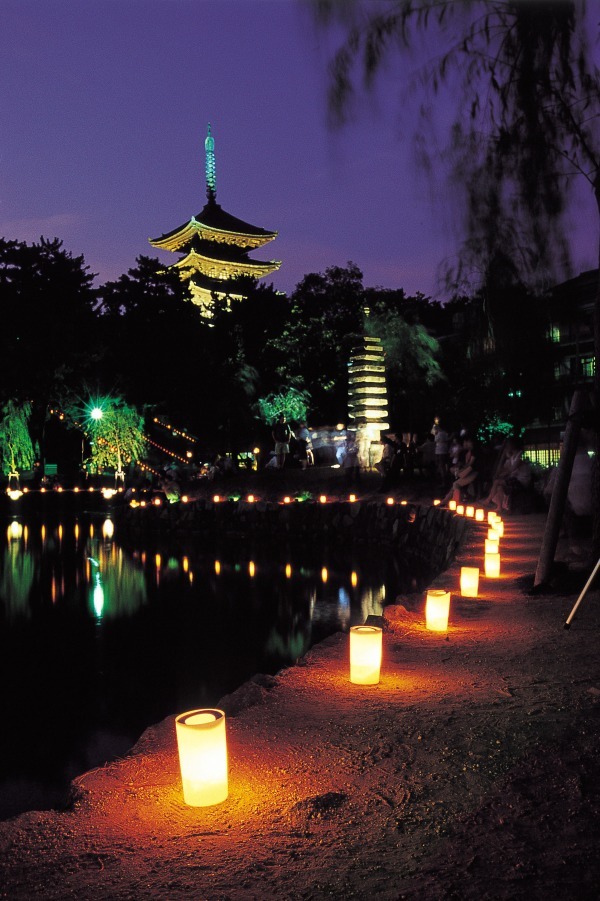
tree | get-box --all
[316,0,600,365]
[366,304,444,431]
[69,396,145,480]
[257,387,311,425]
[95,256,204,422]
[0,237,98,464]
[268,263,365,422]
[0,400,35,478]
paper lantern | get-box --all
[485,538,499,555]
[460,567,479,598]
[319,495,327,504]
[449,500,457,511]
[456,505,465,515]
[465,505,475,518]
[386,497,395,506]
[495,520,505,537]
[475,508,484,521]
[488,527,499,542]
[426,589,451,631]
[213,495,221,503]
[349,494,357,503]
[485,552,501,578]
[349,625,383,684]
[487,511,497,525]
[433,499,441,506]
[283,496,291,504]
[247,494,255,503]
[175,709,228,807]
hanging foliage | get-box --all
[0,400,35,476]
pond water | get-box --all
[0,513,427,819]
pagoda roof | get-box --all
[149,199,277,252]
[174,247,281,281]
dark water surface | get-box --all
[0,513,426,819]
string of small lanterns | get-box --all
[152,417,197,442]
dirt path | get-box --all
[1,513,600,900]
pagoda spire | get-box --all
[205,123,216,203]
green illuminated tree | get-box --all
[76,396,145,478]
[0,400,35,477]
[257,387,311,425]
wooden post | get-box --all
[534,390,585,588]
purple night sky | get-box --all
[1,0,597,299]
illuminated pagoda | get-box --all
[149,124,280,316]
[348,335,389,468]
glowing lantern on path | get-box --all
[175,709,228,807]
[488,511,498,525]
[475,508,484,522]
[213,495,221,504]
[488,528,500,542]
[349,494,357,503]
[386,497,395,506]
[433,499,441,506]
[465,505,475,518]
[349,625,383,684]
[247,494,255,503]
[283,496,291,504]
[485,538,499,555]
[449,500,457,511]
[485,552,501,578]
[456,505,465,515]
[426,589,451,632]
[495,520,505,538]
[460,567,479,598]
[319,495,327,504]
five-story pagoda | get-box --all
[149,124,280,316]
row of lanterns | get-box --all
[175,504,507,808]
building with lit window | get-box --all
[524,268,596,467]
[150,125,280,316]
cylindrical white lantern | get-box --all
[475,508,485,522]
[488,527,500,542]
[456,505,465,515]
[426,589,451,632]
[465,505,475,518]
[485,552,501,578]
[485,538,499,555]
[349,625,383,684]
[449,500,457,511]
[175,708,228,807]
[487,511,498,525]
[460,567,479,598]
[495,520,505,537]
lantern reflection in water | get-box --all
[175,709,228,807]
[349,625,383,684]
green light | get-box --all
[205,123,216,200]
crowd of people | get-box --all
[374,420,536,514]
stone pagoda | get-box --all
[149,124,280,316]
[348,335,389,468]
